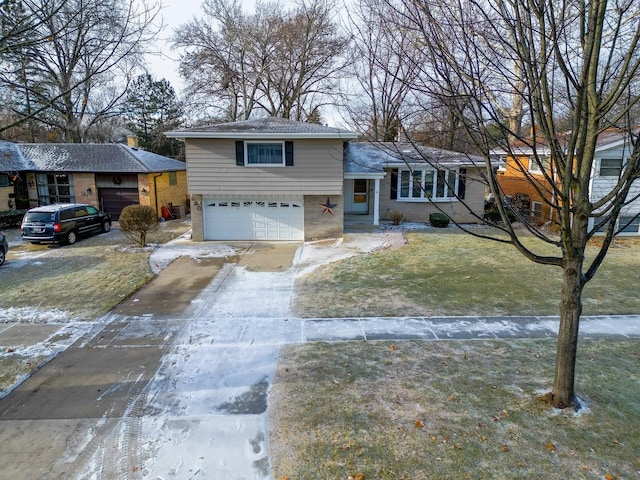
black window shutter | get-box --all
[285,141,294,166]
[235,141,244,166]
[458,168,466,199]
[390,169,398,199]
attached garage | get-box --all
[96,174,140,220]
[99,188,139,220]
[203,196,304,240]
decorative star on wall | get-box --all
[321,197,337,215]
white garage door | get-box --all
[203,197,304,240]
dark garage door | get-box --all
[99,188,139,220]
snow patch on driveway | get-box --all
[149,242,240,274]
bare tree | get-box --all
[259,0,348,120]
[376,0,640,409]
[0,0,66,55]
[341,0,419,141]
[0,0,160,142]
[173,0,273,121]
[173,0,347,122]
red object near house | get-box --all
[161,206,171,220]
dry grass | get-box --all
[269,339,640,480]
[0,244,153,320]
[0,219,192,321]
[293,231,640,317]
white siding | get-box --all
[185,138,344,196]
[590,145,640,234]
[591,146,640,209]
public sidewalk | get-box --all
[2,314,639,355]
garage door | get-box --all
[99,188,139,220]
[203,197,304,240]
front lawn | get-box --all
[0,219,191,321]
[293,230,640,317]
[269,339,640,479]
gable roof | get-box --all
[344,142,485,177]
[0,141,25,171]
[491,127,640,157]
[166,116,359,140]
[0,142,185,173]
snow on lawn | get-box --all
[296,231,402,276]
[0,321,100,399]
[1,231,412,478]
[0,307,76,323]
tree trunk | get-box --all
[552,257,583,409]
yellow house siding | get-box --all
[185,138,344,196]
[0,186,13,210]
[147,171,189,216]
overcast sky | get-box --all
[144,0,259,93]
[144,0,345,126]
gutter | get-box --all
[153,173,163,218]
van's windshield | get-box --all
[25,212,54,223]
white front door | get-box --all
[345,179,369,214]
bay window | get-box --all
[398,168,460,201]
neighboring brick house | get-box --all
[168,117,488,241]
[0,141,187,220]
[491,139,555,222]
[492,129,640,234]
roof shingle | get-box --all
[344,142,485,175]
[0,142,185,173]
[167,117,358,139]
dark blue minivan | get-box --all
[21,203,112,245]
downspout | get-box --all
[153,173,163,219]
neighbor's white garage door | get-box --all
[203,197,304,240]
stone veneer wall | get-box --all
[72,173,98,208]
[190,194,204,241]
[303,194,343,241]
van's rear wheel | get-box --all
[66,230,78,245]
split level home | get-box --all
[492,128,640,235]
[167,117,489,241]
[0,140,187,220]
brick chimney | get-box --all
[127,135,139,148]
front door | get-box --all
[346,179,369,214]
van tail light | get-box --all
[53,223,62,232]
